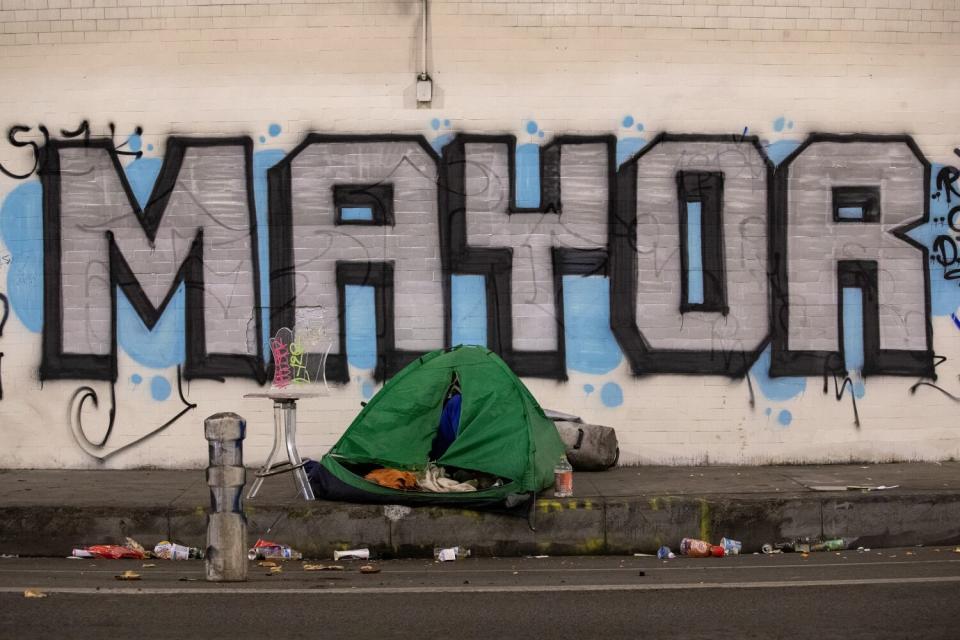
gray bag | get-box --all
[553,420,619,471]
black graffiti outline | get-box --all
[770,134,935,379]
[612,133,773,377]
[442,133,613,380]
[823,371,861,428]
[39,136,266,383]
[0,125,49,180]
[69,364,197,461]
[0,293,6,400]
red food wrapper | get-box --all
[84,545,146,560]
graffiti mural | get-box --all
[0,118,957,465]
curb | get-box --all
[2,491,959,558]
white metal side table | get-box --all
[244,390,324,500]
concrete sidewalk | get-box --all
[1,462,958,558]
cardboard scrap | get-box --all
[115,570,141,581]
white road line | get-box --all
[2,575,959,595]
[0,558,956,575]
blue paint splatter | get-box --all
[837,206,864,220]
[583,384,594,395]
[361,379,375,400]
[451,274,486,346]
[750,346,806,401]
[636,122,644,132]
[127,133,142,153]
[345,285,376,369]
[526,121,538,135]
[777,409,792,426]
[0,181,43,332]
[431,133,455,154]
[853,380,865,399]
[600,382,623,407]
[686,202,704,304]
[538,131,544,139]
[125,157,163,209]
[150,375,171,401]
[764,407,772,416]
[516,143,540,208]
[259,136,266,144]
[773,117,786,132]
[952,312,960,330]
[443,119,450,127]
[787,121,794,129]
[616,137,646,168]
[842,287,865,372]
[563,275,622,375]
[622,115,634,128]
[253,150,286,360]
[146,144,154,152]
[131,374,142,385]
[117,282,186,368]
[268,123,281,137]
[763,140,801,166]
[430,118,441,131]
[341,207,373,221]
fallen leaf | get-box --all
[270,566,283,574]
[141,563,156,568]
[359,565,380,574]
[23,589,47,599]
[801,553,809,559]
[304,564,345,571]
[115,571,141,581]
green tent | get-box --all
[308,346,567,508]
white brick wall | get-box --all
[0,0,958,469]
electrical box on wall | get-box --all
[416,73,433,104]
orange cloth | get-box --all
[364,468,419,491]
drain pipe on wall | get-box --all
[416,0,433,105]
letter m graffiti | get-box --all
[39,137,264,382]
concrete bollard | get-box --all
[205,412,248,582]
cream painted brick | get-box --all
[0,0,959,468]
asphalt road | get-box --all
[1,548,958,639]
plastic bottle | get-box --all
[153,541,204,560]
[248,540,302,561]
[810,538,845,552]
[679,538,712,558]
[554,455,573,498]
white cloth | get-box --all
[417,464,478,493]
